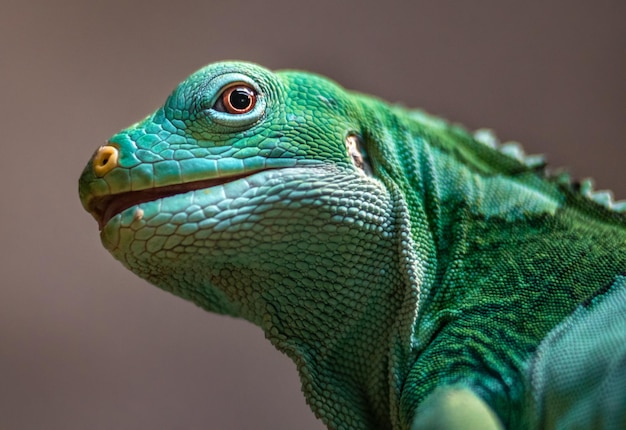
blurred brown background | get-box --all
[1,1,624,429]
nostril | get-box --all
[93,145,119,177]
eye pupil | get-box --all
[217,85,257,114]
[230,89,252,110]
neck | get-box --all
[252,206,414,429]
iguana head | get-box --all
[78,62,402,325]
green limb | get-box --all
[411,387,503,430]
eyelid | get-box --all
[202,74,266,129]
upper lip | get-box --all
[87,171,260,230]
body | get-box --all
[79,62,626,429]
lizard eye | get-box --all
[213,84,257,114]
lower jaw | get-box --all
[92,171,266,230]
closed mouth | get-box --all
[88,171,260,230]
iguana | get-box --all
[78,61,626,430]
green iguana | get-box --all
[78,61,626,430]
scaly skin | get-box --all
[79,62,626,429]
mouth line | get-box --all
[89,170,262,230]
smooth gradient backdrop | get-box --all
[2,1,624,429]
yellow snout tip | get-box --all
[93,145,119,177]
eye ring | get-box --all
[214,84,257,114]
